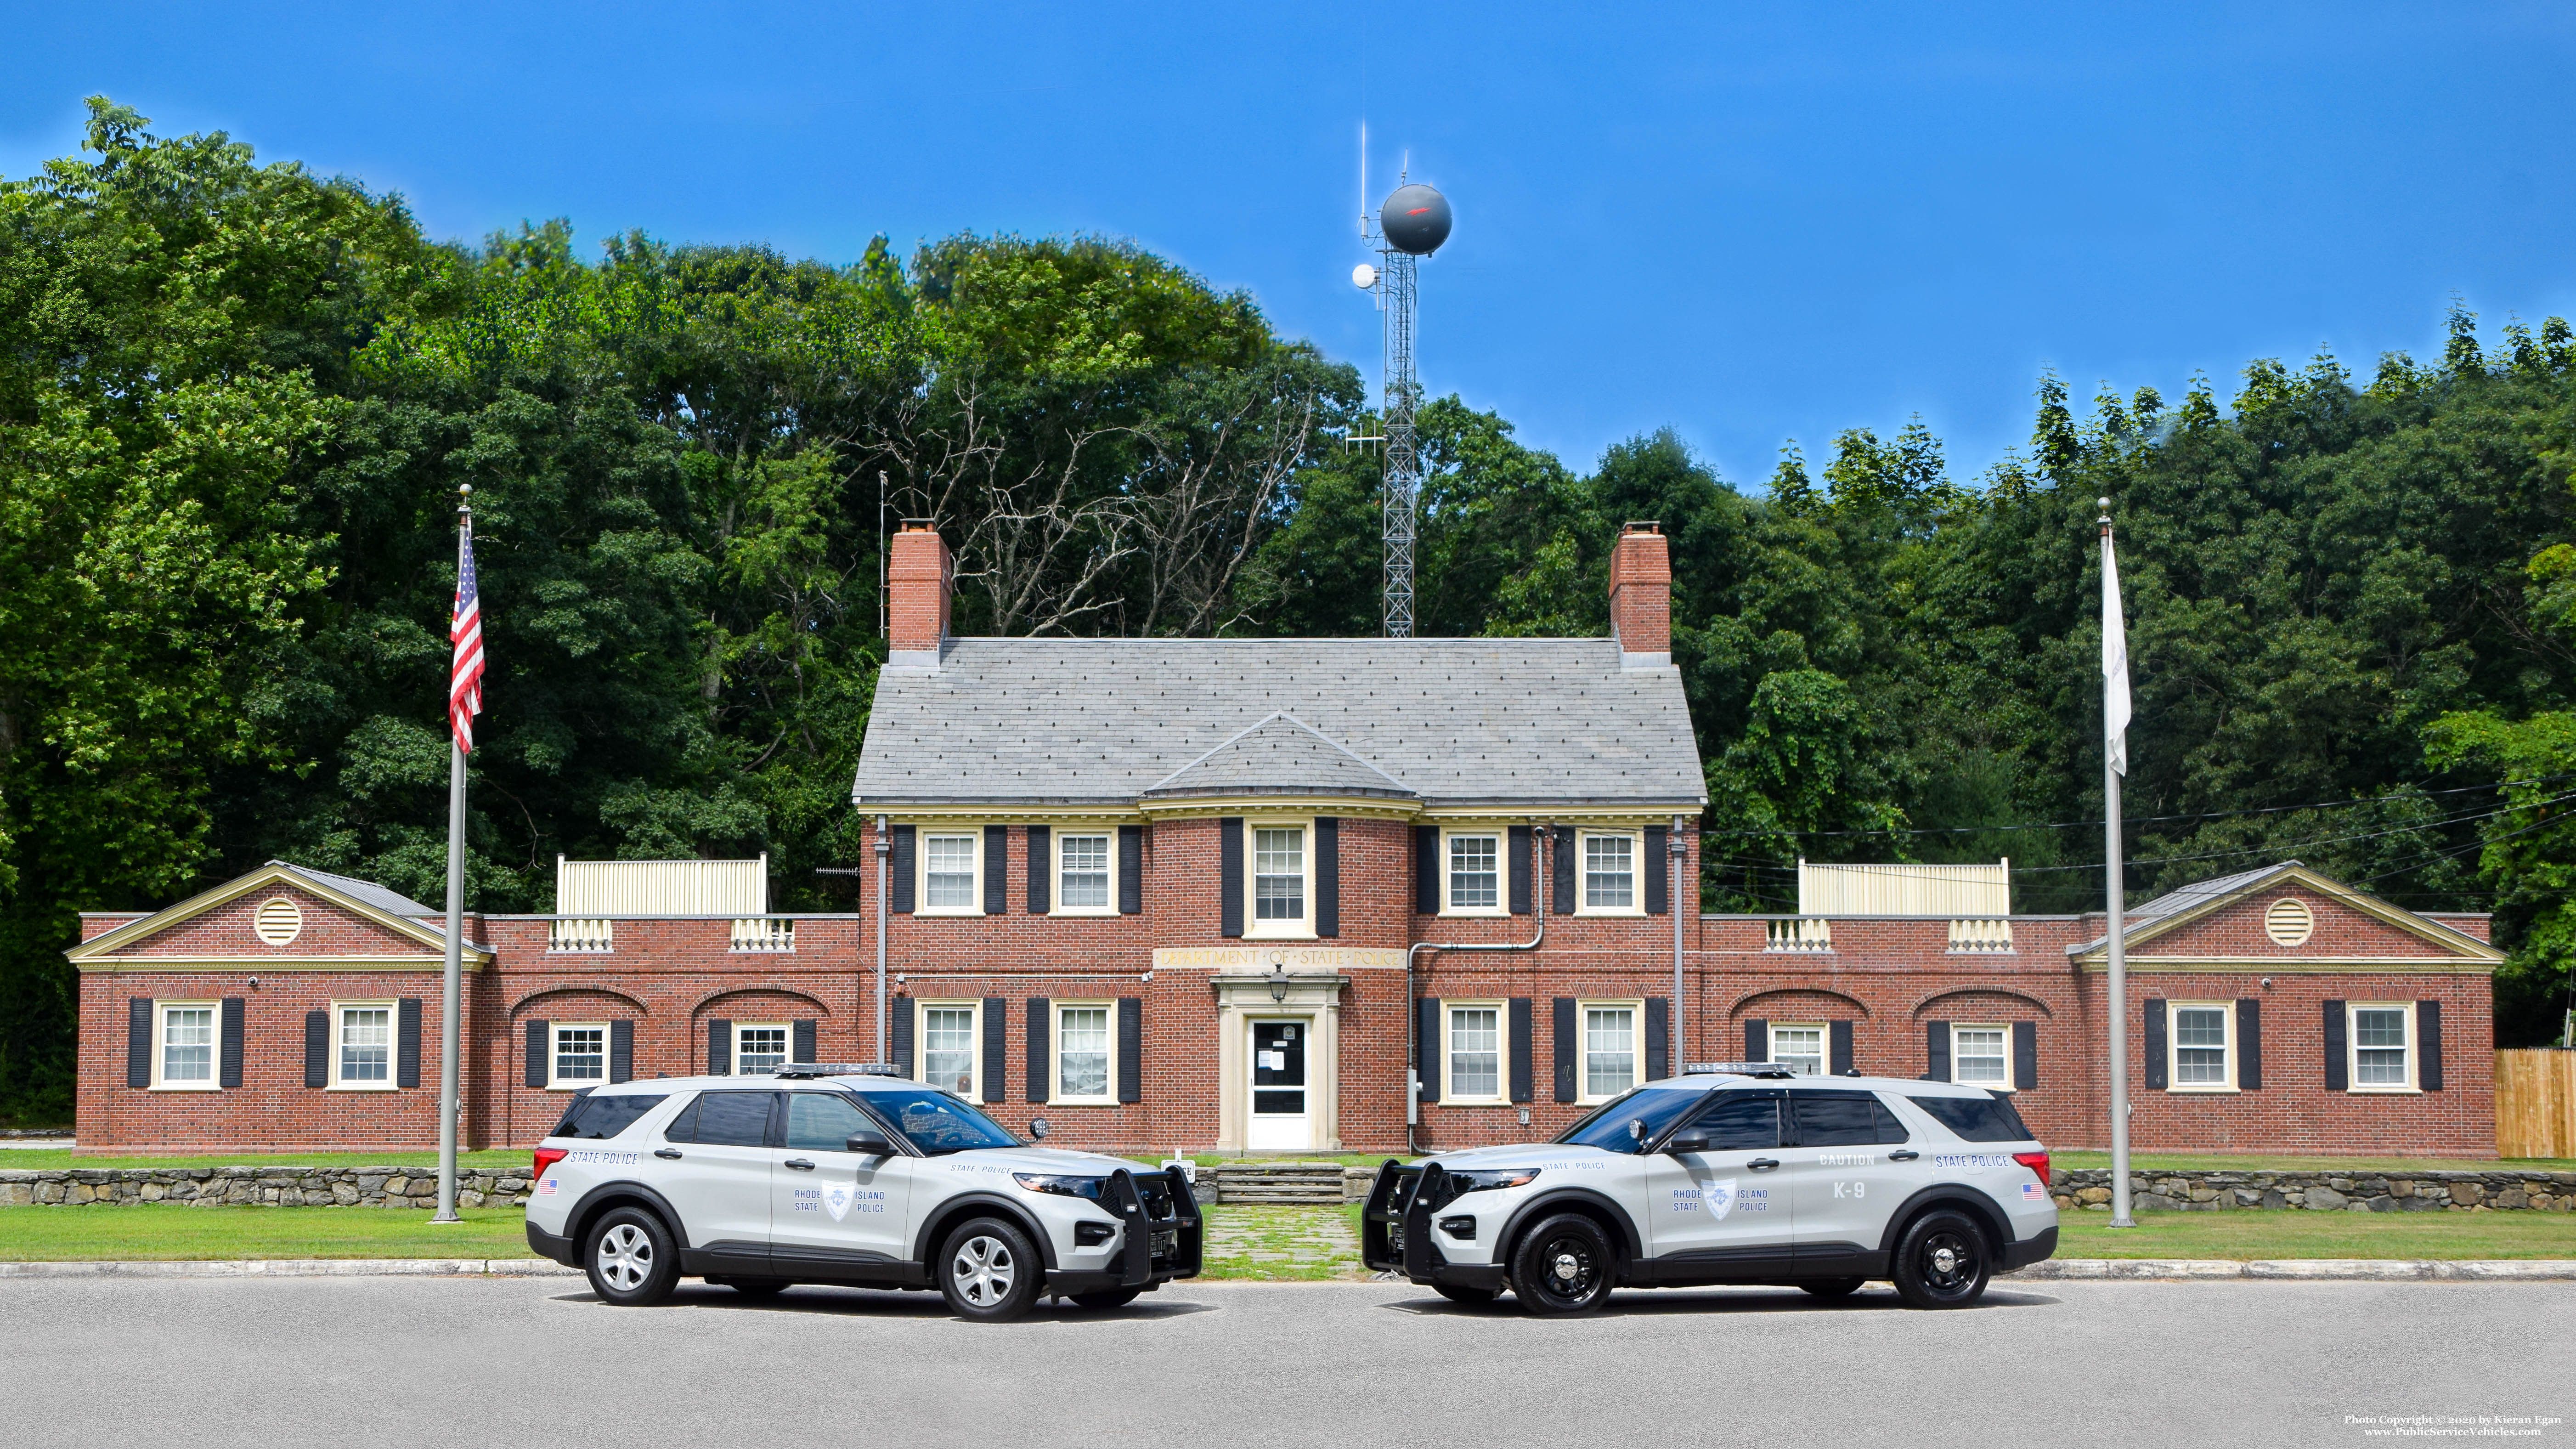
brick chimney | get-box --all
[887,521,951,668]
[1609,521,1672,668]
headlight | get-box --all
[1013,1172,1108,1199]
[1446,1168,1540,1195]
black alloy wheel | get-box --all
[1432,1283,1499,1307]
[1890,1209,1992,1309]
[583,1206,679,1307]
[1799,1277,1868,1300]
[938,1216,1043,1322]
[1068,1286,1144,1310]
[1509,1213,1616,1317]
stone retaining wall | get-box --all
[0,1167,531,1208]
[2054,1167,2575,1213]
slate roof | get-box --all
[270,861,441,919]
[852,637,1706,811]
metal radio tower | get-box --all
[1353,142,1450,638]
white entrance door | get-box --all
[1247,1019,1312,1149]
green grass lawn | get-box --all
[0,1204,537,1261]
[0,1149,531,1172]
[2051,1151,2576,1174]
[1194,1203,1367,1280]
[2056,1208,2576,1259]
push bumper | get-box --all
[2000,1224,2059,1271]
[1361,1160,1503,1290]
[525,1221,577,1267]
[1096,1165,1203,1288]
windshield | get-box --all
[862,1087,1022,1155]
[1554,1087,1707,1153]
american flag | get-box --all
[449,523,486,752]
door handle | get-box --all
[1889,1150,1920,1161]
[784,1158,816,1170]
[1748,1158,1780,1172]
[654,1148,683,1160]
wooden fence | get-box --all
[2496,1049,2576,1159]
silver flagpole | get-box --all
[432,485,470,1226]
[2102,500,2135,1229]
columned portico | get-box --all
[1203,966,1355,1153]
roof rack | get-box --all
[1683,1062,1796,1080]
[773,1063,901,1079]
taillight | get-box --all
[533,1146,569,1179]
[2012,1150,2051,1189]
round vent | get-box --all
[253,896,303,946]
[2264,897,2313,948]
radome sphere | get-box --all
[1378,184,1451,255]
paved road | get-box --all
[2,1276,2568,1446]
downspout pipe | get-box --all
[875,814,890,1064]
[1406,821,1550,1155]
[1672,815,1688,1075]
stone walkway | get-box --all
[1198,1205,1361,1279]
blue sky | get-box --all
[5,2,2572,487]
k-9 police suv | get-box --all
[1364,1065,2057,1314]
[523,1065,1201,1321]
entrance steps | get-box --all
[1210,1160,1352,1206]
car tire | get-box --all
[583,1206,679,1307]
[1433,1284,1499,1307]
[1890,1209,1992,1309]
[726,1278,791,1298]
[1509,1213,1616,1317]
[1799,1277,1867,1300]
[938,1217,1043,1322]
[1068,1286,1143,1310]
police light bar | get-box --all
[1683,1062,1796,1079]
[774,1063,901,1078]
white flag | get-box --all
[2103,532,2131,777]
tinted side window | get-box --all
[1907,1092,2034,1143]
[1791,1091,1882,1147]
[1692,1092,1780,1151]
[784,1093,871,1151]
[560,1093,668,1141]
[694,1091,777,1148]
[663,1096,701,1143]
[1869,1098,1910,1144]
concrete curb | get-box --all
[0,1259,582,1279]
[2005,1259,2576,1281]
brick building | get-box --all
[69,523,2502,1156]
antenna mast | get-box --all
[1353,147,1450,638]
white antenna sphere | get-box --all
[1351,262,1378,289]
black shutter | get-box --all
[792,1019,816,1063]
[2418,999,2443,1091]
[2011,1021,2037,1092]
[609,1020,633,1084]
[2143,1000,2168,1091]
[707,1019,732,1075]
[983,826,1008,915]
[1026,999,1050,1103]
[1508,826,1533,915]
[1829,1020,1853,1076]
[1027,826,1050,914]
[1645,826,1669,916]
[2323,1000,2347,1091]
[1925,1020,1950,1082]
[1508,997,1533,1102]
[2237,998,2263,1090]
[1116,997,1142,1104]
[1552,997,1576,1103]
[305,1010,331,1088]
[525,1020,549,1088]
[219,998,245,1088]
[1646,998,1669,1081]
[1417,998,1441,1102]
[891,999,915,1077]
[1219,819,1244,938]
[1745,1019,1768,1062]
[397,998,423,1088]
[1552,826,1576,915]
[128,999,153,1088]
[1118,825,1144,914]
[981,997,1007,1103]
[1316,816,1340,937]
[891,826,915,913]
[1414,826,1440,913]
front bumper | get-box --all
[1098,1165,1203,1286]
[1361,1160,1507,1290]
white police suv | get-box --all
[523,1065,1201,1321]
[1363,1064,2057,1314]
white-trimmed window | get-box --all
[1581,1002,1642,1101]
[921,832,982,913]
[1054,1003,1114,1104]
[549,1022,608,1088]
[155,1002,220,1090]
[1445,1003,1505,1102]
[1952,1024,2011,1089]
[1446,832,1502,915]
[1056,833,1114,914]
[1580,832,1639,914]
[1247,821,1312,938]
[334,1002,395,1089]
[2350,1003,2415,1092]
[919,1001,980,1096]
[1770,1022,1826,1076]
[2168,1003,2233,1092]
[734,1022,790,1075]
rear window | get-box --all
[549,1092,668,1141]
[1907,1092,2034,1143]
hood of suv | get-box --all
[1411,1142,1626,1171]
[917,1145,1161,1177]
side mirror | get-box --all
[1664,1128,1710,1155]
[844,1128,894,1156]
